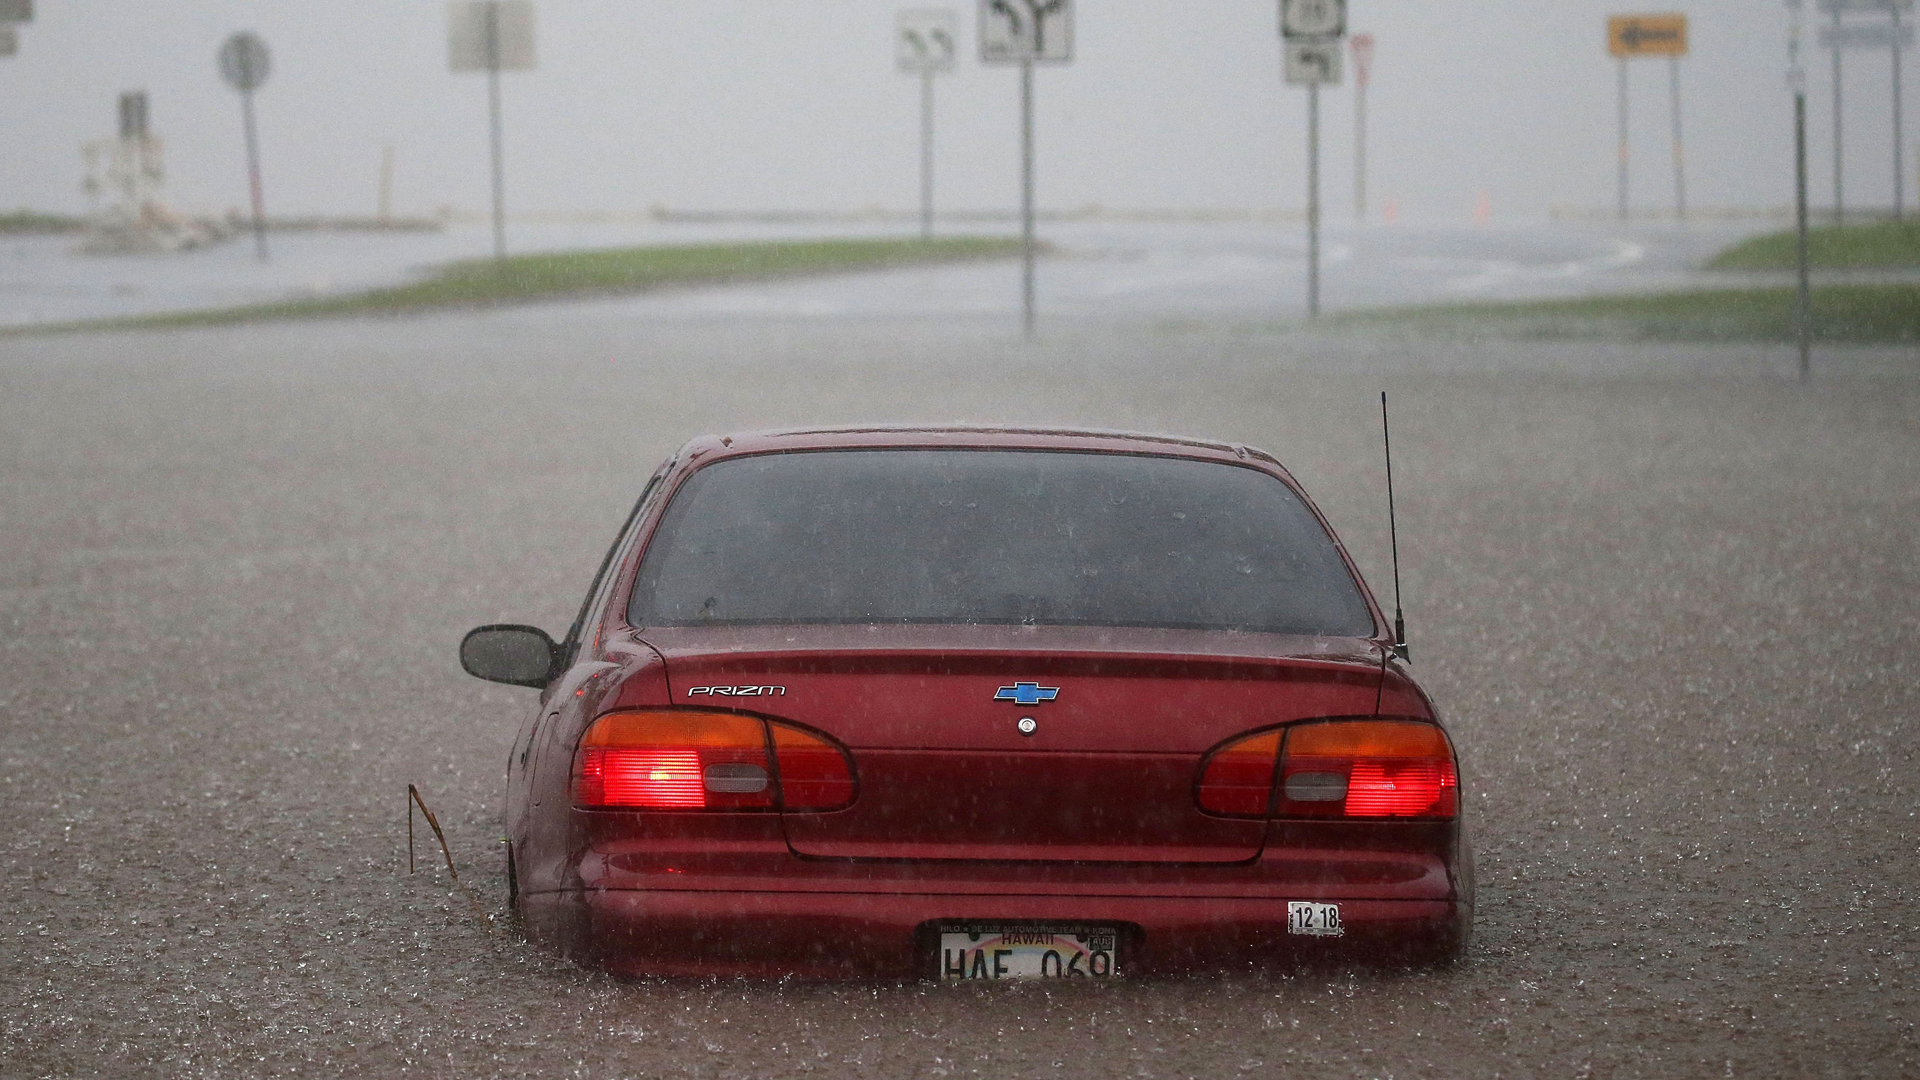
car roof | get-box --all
[676,426,1286,470]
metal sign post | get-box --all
[979,0,1072,339]
[1817,0,1914,219]
[1351,33,1374,221]
[450,1,536,261]
[1282,0,1344,320]
[218,32,273,262]
[1608,14,1690,222]
[1790,1,1813,381]
[897,9,958,240]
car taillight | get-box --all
[770,722,856,811]
[574,709,855,812]
[1195,729,1282,816]
[1278,719,1457,819]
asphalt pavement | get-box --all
[1,301,1916,1077]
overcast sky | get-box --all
[0,2,1906,224]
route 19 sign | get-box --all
[1281,0,1346,40]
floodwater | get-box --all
[1,298,1916,1076]
[0,217,1768,328]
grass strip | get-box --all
[1707,220,1920,270]
[1336,283,1920,345]
[11,235,1026,334]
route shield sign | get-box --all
[1281,0,1345,40]
[898,9,958,73]
[1608,14,1688,58]
[1285,39,1343,84]
[979,0,1072,64]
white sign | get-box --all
[0,0,29,24]
[449,0,536,73]
[1285,40,1343,84]
[979,0,1072,64]
[1282,0,1346,40]
[1820,22,1917,48]
[898,8,959,72]
[218,32,272,93]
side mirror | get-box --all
[459,624,561,688]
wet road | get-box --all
[1,305,1916,1077]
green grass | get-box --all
[1338,284,1920,345]
[1708,219,1920,270]
[14,235,1026,334]
[0,211,85,234]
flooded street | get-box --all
[2,307,1916,1077]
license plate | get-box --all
[938,924,1119,980]
[1288,901,1344,937]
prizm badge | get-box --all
[687,685,786,697]
[994,682,1059,705]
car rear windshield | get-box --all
[627,449,1376,636]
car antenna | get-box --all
[1381,391,1408,662]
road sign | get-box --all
[0,26,14,56]
[1820,22,1917,47]
[1285,40,1343,84]
[218,33,272,93]
[898,9,958,72]
[1281,0,1345,39]
[0,1,30,23]
[979,0,1072,65]
[1816,0,1912,11]
[449,0,536,73]
[1608,14,1688,57]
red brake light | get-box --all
[1196,730,1282,816]
[573,709,855,812]
[1279,720,1457,819]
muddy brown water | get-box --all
[2,310,1914,1077]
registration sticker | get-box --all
[938,924,1118,980]
[1287,901,1344,937]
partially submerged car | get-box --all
[461,427,1471,978]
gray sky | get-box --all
[0,2,1904,223]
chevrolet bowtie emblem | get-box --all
[994,682,1059,705]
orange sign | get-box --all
[1608,14,1688,58]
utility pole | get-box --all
[1020,58,1036,337]
[1670,57,1687,219]
[1834,5,1846,223]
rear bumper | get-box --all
[523,888,1469,979]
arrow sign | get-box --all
[898,8,958,72]
[979,0,1072,64]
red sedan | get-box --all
[460,427,1471,979]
